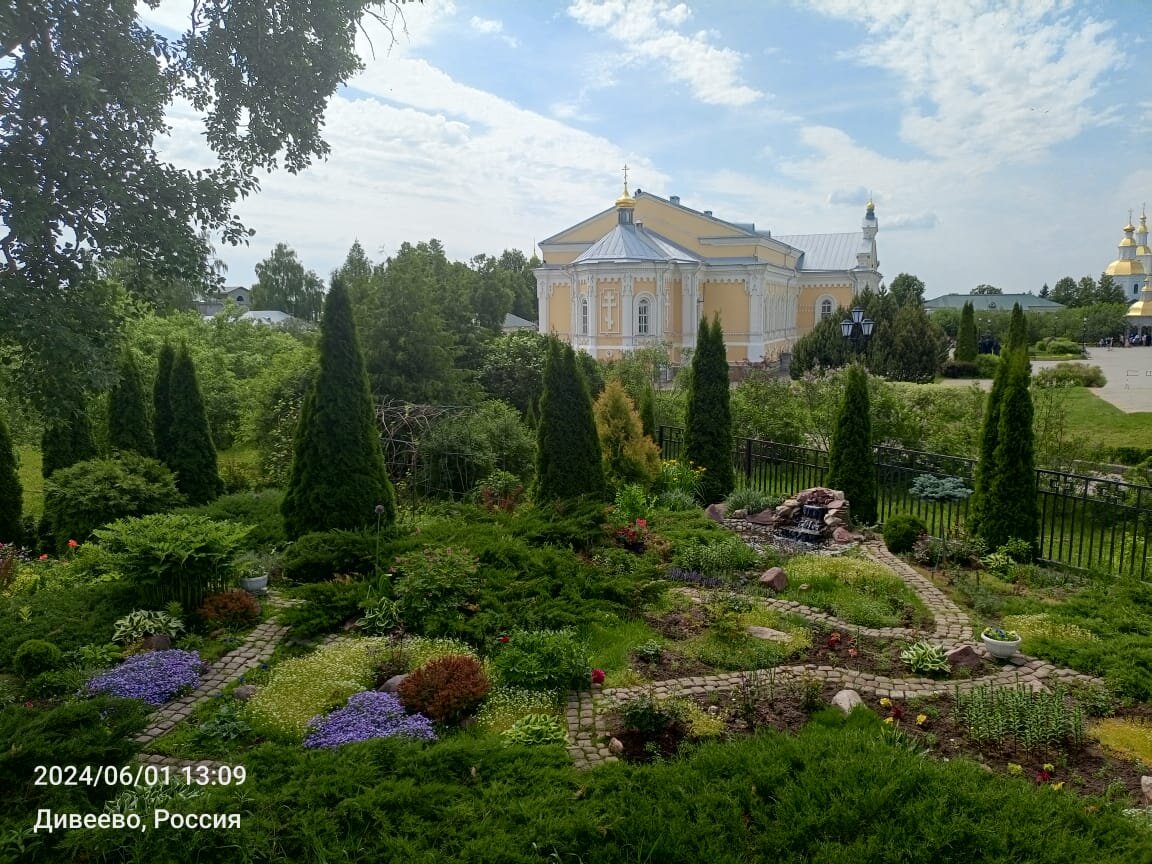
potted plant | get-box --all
[981,626,1021,659]
[237,557,269,595]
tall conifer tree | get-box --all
[168,345,222,504]
[683,316,735,504]
[826,363,877,524]
[955,302,978,362]
[282,277,394,538]
[153,342,176,466]
[980,350,1038,552]
[532,339,605,502]
[639,383,657,441]
[0,414,22,543]
[1006,303,1028,353]
[41,407,96,479]
[108,349,155,457]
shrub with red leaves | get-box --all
[398,655,490,724]
[197,589,261,629]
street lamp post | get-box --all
[840,306,875,357]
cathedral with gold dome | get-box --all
[1106,209,1152,343]
[533,178,881,363]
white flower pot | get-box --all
[981,633,1021,659]
[240,574,269,595]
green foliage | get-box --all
[639,383,657,441]
[0,414,21,544]
[478,330,550,416]
[112,610,185,644]
[12,639,63,679]
[283,277,395,538]
[358,593,401,635]
[490,629,592,691]
[167,345,223,505]
[940,360,980,378]
[955,682,1086,750]
[392,545,482,634]
[619,691,686,737]
[107,348,155,457]
[899,641,949,675]
[883,513,927,555]
[277,581,370,639]
[723,485,780,516]
[40,409,97,480]
[683,316,735,504]
[93,513,250,613]
[789,311,851,378]
[1006,304,1028,354]
[475,687,561,734]
[252,242,325,322]
[673,535,762,580]
[980,351,1039,552]
[281,529,379,583]
[179,489,287,550]
[415,401,535,500]
[42,453,184,550]
[532,340,606,503]
[152,341,176,462]
[825,364,876,524]
[397,654,490,724]
[1034,363,1106,388]
[501,713,567,746]
[1033,337,1084,357]
[970,341,1013,539]
[909,474,972,502]
[776,555,930,629]
[872,302,946,383]
[955,301,978,363]
[612,484,655,525]
[594,379,661,491]
[470,470,526,512]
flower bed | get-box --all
[85,649,204,706]
[304,691,436,748]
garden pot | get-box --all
[240,574,269,595]
[981,633,1021,659]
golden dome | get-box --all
[1128,299,1152,317]
[1124,222,1136,233]
[615,192,636,208]
[1106,258,1146,276]
[1137,245,1152,256]
[1120,237,1135,247]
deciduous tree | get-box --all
[252,243,326,322]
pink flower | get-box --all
[591,668,605,685]
[38,554,49,561]
[67,539,79,549]
[635,519,648,530]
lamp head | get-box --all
[840,319,853,339]
[851,307,865,325]
[861,318,875,337]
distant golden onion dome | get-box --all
[1106,258,1146,276]
[1137,245,1152,256]
[1128,298,1152,317]
[1120,237,1136,247]
[615,193,636,208]
[1124,222,1136,233]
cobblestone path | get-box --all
[566,540,1106,769]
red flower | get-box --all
[23,701,34,708]
[826,632,842,648]
[635,519,648,530]
[890,704,904,720]
[38,554,49,561]
[67,539,79,549]
[591,668,605,685]
[498,635,510,644]
[1036,770,1052,783]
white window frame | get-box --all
[817,295,835,323]
[635,293,654,336]
[580,297,590,335]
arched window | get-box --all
[580,297,590,335]
[637,296,651,335]
[818,296,834,322]
[235,295,244,303]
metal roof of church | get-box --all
[572,223,700,264]
[773,233,861,271]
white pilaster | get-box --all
[745,272,765,361]
[621,273,634,349]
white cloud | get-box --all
[804,0,1120,165]
[566,0,763,107]
[882,211,939,231]
[468,15,518,47]
[826,186,869,206]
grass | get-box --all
[1058,388,1152,450]
[16,445,42,517]
[580,616,663,686]
[1091,717,1152,765]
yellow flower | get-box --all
[1051,782,1064,791]
[1042,763,1054,772]
[916,714,928,726]
[879,697,892,708]
[883,716,894,725]
[1006,763,1023,775]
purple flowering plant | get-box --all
[303,691,437,749]
[85,649,204,706]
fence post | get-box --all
[744,438,753,483]
[657,425,665,458]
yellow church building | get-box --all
[534,183,881,363]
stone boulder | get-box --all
[746,625,791,642]
[704,502,727,523]
[945,645,983,671]
[831,689,863,714]
[232,684,258,701]
[747,509,776,526]
[608,737,625,756]
[141,634,172,652]
[378,674,408,694]
[832,527,862,544]
[1142,776,1152,806]
[731,509,748,520]
[758,566,788,592]
[797,488,837,506]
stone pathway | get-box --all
[565,540,1106,769]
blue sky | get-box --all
[142,0,1152,299]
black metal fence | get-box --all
[657,426,1150,580]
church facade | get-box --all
[1105,209,1151,301]
[534,186,881,363]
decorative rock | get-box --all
[232,684,258,701]
[731,509,748,519]
[1141,776,1152,806]
[746,625,792,642]
[831,689,863,714]
[832,527,860,544]
[608,737,625,756]
[704,503,727,523]
[747,509,776,526]
[378,674,408,694]
[141,634,172,652]
[759,567,788,591]
[945,645,983,671]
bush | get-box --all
[723,485,780,516]
[490,629,591,691]
[281,529,380,583]
[277,580,371,639]
[398,654,490,724]
[392,545,482,634]
[1033,362,1106,388]
[940,361,980,378]
[475,687,561,734]
[470,470,525,512]
[673,535,761,580]
[416,401,536,499]
[13,639,63,679]
[43,453,184,550]
[111,609,185,644]
[93,513,250,613]
[975,353,1000,378]
[198,589,261,629]
[594,379,661,491]
[179,490,287,550]
[1034,337,1083,356]
[883,513,927,555]
[619,691,686,737]
[501,713,567,746]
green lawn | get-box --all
[16,445,42,517]
[1058,388,1152,450]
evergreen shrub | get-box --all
[0,414,21,544]
[825,364,877,524]
[941,361,979,378]
[392,545,482,634]
[13,639,63,679]
[683,317,735,504]
[43,454,184,550]
[593,379,661,491]
[397,654,490,724]
[179,489,287,550]
[167,345,223,505]
[198,590,261,629]
[281,530,380,583]
[532,339,605,502]
[40,409,97,480]
[107,349,155,457]
[883,513,927,555]
[490,629,591,691]
[276,581,371,639]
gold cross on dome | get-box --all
[622,163,630,196]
